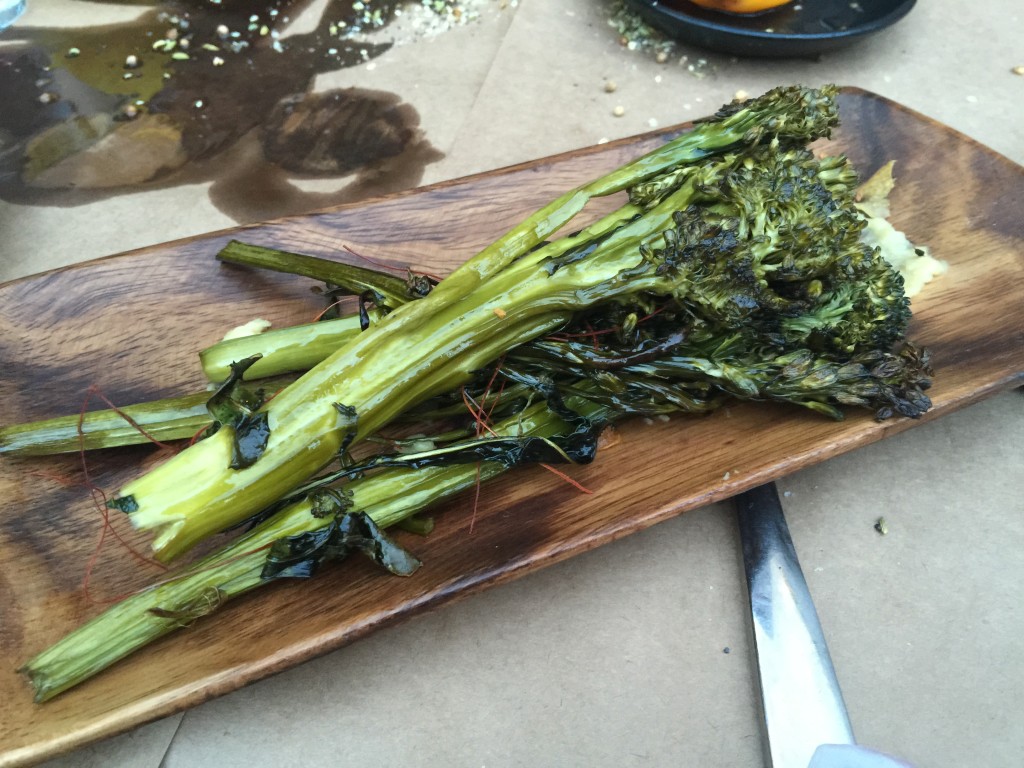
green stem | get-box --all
[120,166,717,561]
[199,313,376,383]
[0,393,211,457]
[217,241,414,309]
[23,398,606,702]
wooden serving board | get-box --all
[0,90,1022,766]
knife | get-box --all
[735,482,913,768]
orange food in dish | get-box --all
[688,0,792,14]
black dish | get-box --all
[624,0,917,58]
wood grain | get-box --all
[0,90,1022,766]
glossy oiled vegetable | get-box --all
[21,397,606,702]
[115,86,846,563]
[9,85,935,702]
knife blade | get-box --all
[735,482,912,768]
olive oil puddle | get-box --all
[0,0,443,222]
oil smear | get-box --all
[0,1,482,221]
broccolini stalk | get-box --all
[22,397,608,702]
[201,240,421,381]
[119,87,841,562]
[216,241,421,309]
[0,393,211,456]
[199,314,376,382]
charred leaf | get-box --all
[206,356,271,469]
[262,511,421,580]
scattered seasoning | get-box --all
[723,647,731,654]
[124,54,140,69]
[1013,66,1024,75]
[607,1,675,60]
[66,47,80,58]
[686,57,713,78]
[212,56,225,67]
[194,99,204,109]
[874,517,889,535]
[216,24,229,37]
[122,104,139,119]
[612,105,625,117]
[733,89,749,102]
[492,308,507,319]
[604,79,617,93]
[171,51,190,61]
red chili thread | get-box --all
[478,357,506,431]
[87,386,178,452]
[544,307,666,343]
[459,365,593,531]
[25,468,80,488]
[312,298,348,322]
[538,463,593,495]
[460,386,491,532]
[77,386,170,606]
[188,423,209,447]
[342,244,444,283]
[342,244,406,273]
